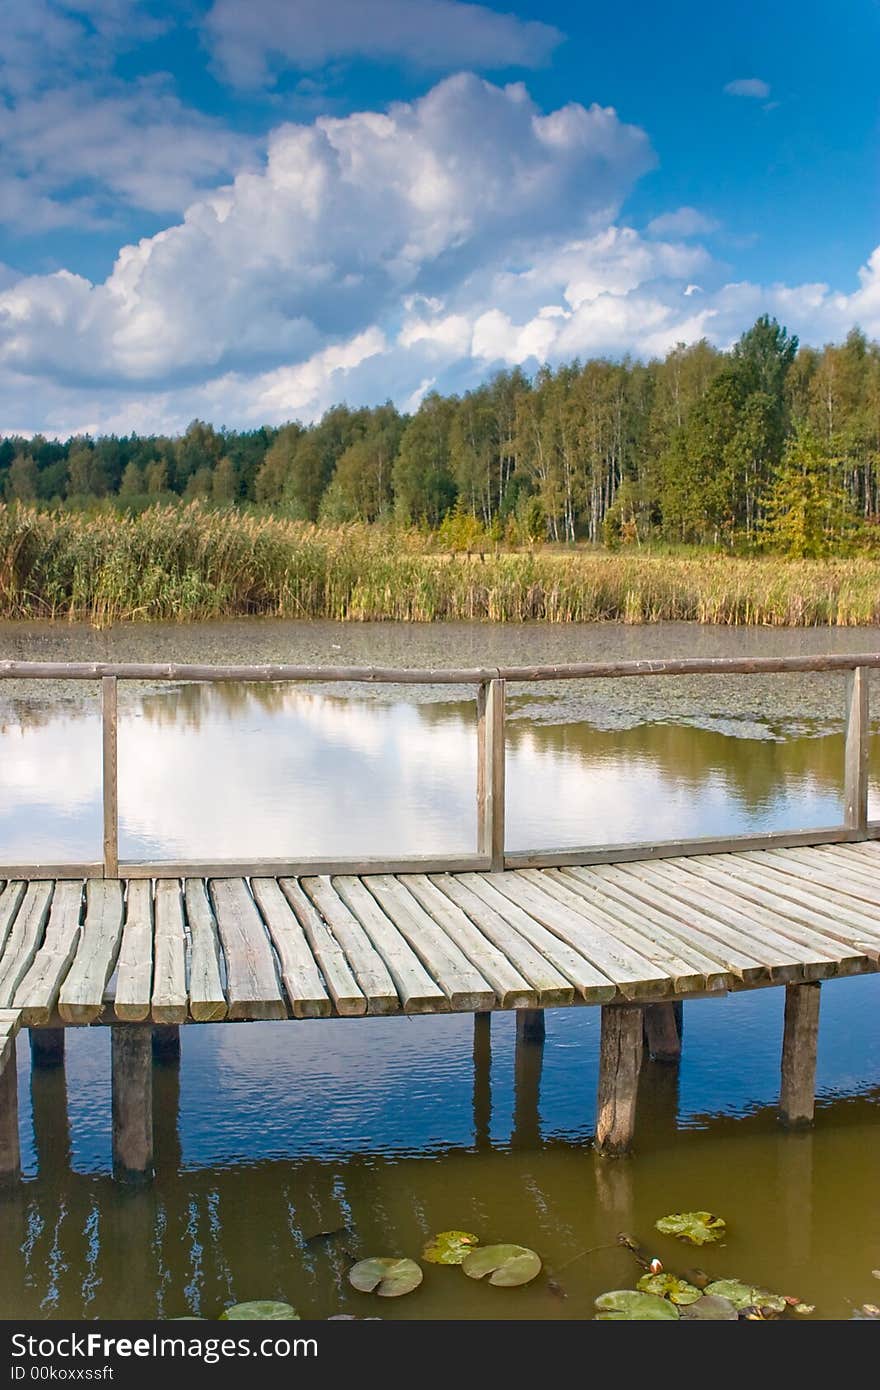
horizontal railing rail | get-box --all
[0,655,875,879]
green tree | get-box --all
[212,456,238,503]
[760,431,854,557]
[66,445,108,498]
[392,394,457,527]
[118,462,146,499]
[4,453,38,501]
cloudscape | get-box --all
[1,0,877,436]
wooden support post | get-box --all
[516,1008,545,1045]
[779,983,821,1129]
[643,1002,682,1062]
[844,666,869,834]
[152,1024,181,1064]
[0,1040,20,1185]
[512,1009,544,1151]
[30,1045,70,1181]
[30,1028,65,1068]
[477,678,505,871]
[472,1012,492,1149]
[111,1027,153,1183]
[102,675,119,879]
[595,1004,644,1157]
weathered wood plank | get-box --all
[718,853,880,960]
[363,876,496,1011]
[670,858,863,975]
[13,881,83,1025]
[428,874,574,1006]
[620,861,814,982]
[208,879,286,1021]
[332,877,448,1013]
[114,880,153,1022]
[183,879,227,1022]
[595,1004,644,1156]
[457,873,617,1002]
[758,847,880,908]
[152,880,187,1024]
[399,874,536,1009]
[779,982,821,1128]
[251,878,333,1019]
[298,877,398,1014]
[644,1002,682,1062]
[491,871,669,1000]
[0,882,26,957]
[275,879,365,1016]
[122,854,491,879]
[560,866,735,990]
[0,882,53,1008]
[59,880,124,1023]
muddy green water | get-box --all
[0,620,879,1321]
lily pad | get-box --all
[220,1302,300,1320]
[462,1244,541,1287]
[679,1295,738,1321]
[595,1290,680,1320]
[349,1258,423,1298]
[704,1280,786,1314]
[637,1272,703,1305]
[655,1212,726,1246]
[423,1230,480,1265]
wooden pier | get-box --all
[1,653,879,1180]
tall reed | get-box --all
[3,503,880,626]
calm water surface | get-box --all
[1,619,879,1320]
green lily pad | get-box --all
[704,1280,786,1314]
[220,1302,300,1320]
[655,1212,727,1246]
[637,1272,703,1305]
[679,1295,738,1321]
[423,1230,480,1265]
[461,1244,542,1287]
[349,1258,423,1297]
[595,1290,680,1320]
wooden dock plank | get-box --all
[456,873,617,1002]
[764,846,880,900]
[251,878,334,1019]
[362,875,496,1012]
[720,853,880,961]
[274,879,365,1016]
[298,877,398,1015]
[489,870,670,1000]
[619,861,820,982]
[606,863,782,983]
[0,882,26,958]
[399,874,537,1009]
[114,881,153,1021]
[183,879,227,1022]
[332,876,448,1013]
[209,879,286,1021]
[428,873,574,1007]
[559,866,734,991]
[0,882,53,1008]
[59,881,124,1023]
[670,858,862,975]
[13,882,83,1025]
[152,880,188,1024]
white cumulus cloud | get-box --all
[646,206,720,238]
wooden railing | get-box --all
[0,654,876,880]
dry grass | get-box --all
[2,503,880,625]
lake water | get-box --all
[1,619,879,1320]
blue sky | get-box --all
[0,0,878,436]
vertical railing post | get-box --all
[102,675,119,878]
[477,677,505,871]
[844,666,869,835]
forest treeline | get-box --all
[4,316,880,557]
